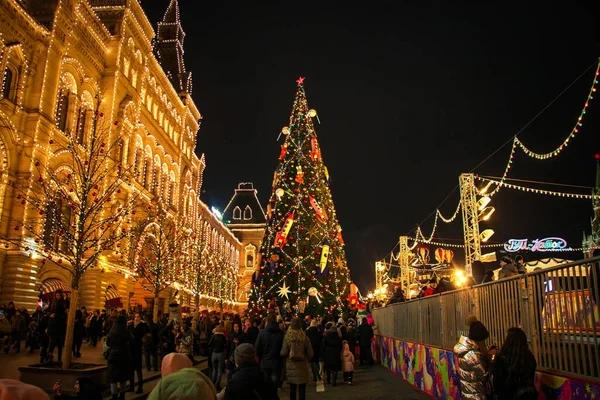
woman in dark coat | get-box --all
[72,309,85,358]
[105,315,132,400]
[128,312,149,394]
[306,319,323,381]
[322,322,342,386]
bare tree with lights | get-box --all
[126,206,191,322]
[2,109,142,369]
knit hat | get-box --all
[0,379,49,400]
[290,317,302,330]
[235,343,256,365]
[466,316,489,341]
[337,317,345,325]
[148,368,216,400]
[161,353,193,378]
[500,255,513,265]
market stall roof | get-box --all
[40,278,70,295]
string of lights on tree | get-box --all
[248,78,351,317]
[0,0,238,310]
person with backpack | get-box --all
[493,328,538,400]
[280,318,313,400]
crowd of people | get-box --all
[0,294,379,400]
[0,290,541,400]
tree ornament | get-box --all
[277,281,291,300]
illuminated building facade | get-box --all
[0,0,241,313]
[222,183,267,312]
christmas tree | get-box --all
[249,77,351,317]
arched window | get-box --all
[233,206,241,220]
[168,179,175,206]
[2,68,13,100]
[243,205,252,220]
[43,195,72,253]
[56,91,69,132]
[152,166,160,195]
[75,107,87,144]
[143,157,151,187]
[160,174,166,200]
[133,148,142,178]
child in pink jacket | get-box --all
[341,340,355,385]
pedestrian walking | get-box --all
[493,328,538,399]
[280,318,313,400]
[341,340,355,385]
[322,322,342,386]
[105,315,132,400]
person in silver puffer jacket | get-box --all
[453,316,491,400]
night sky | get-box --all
[142,1,599,293]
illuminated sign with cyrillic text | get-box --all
[504,237,570,253]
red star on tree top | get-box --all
[296,76,305,85]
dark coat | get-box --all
[129,321,149,370]
[322,329,342,371]
[246,326,259,346]
[493,351,537,400]
[144,320,160,351]
[223,362,279,400]
[358,321,373,347]
[106,318,132,383]
[306,326,323,362]
[346,326,358,350]
[255,322,284,369]
[208,332,228,354]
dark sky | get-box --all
[142,1,599,293]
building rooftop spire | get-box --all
[155,0,192,95]
[162,0,180,24]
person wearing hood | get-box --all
[53,377,102,400]
[208,325,228,391]
[160,352,193,378]
[105,315,133,400]
[255,313,285,387]
[322,322,342,386]
[305,319,323,381]
[280,318,313,400]
[453,315,492,399]
[498,256,518,280]
[341,340,355,385]
[148,368,217,400]
[217,343,279,400]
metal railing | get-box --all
[372,256,600,379]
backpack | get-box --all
[289,340,305,361]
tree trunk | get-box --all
[195,294,200,312]
[153,295,159,323]
[61,288,79,369]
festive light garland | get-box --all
[487,61,600,198]
[474,175,593,199]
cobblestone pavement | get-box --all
[277,365,430,400]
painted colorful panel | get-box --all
[373,335,461,398]
[373,335,600,400]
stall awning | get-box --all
[105,285,120,300]
[40,278,70,295]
